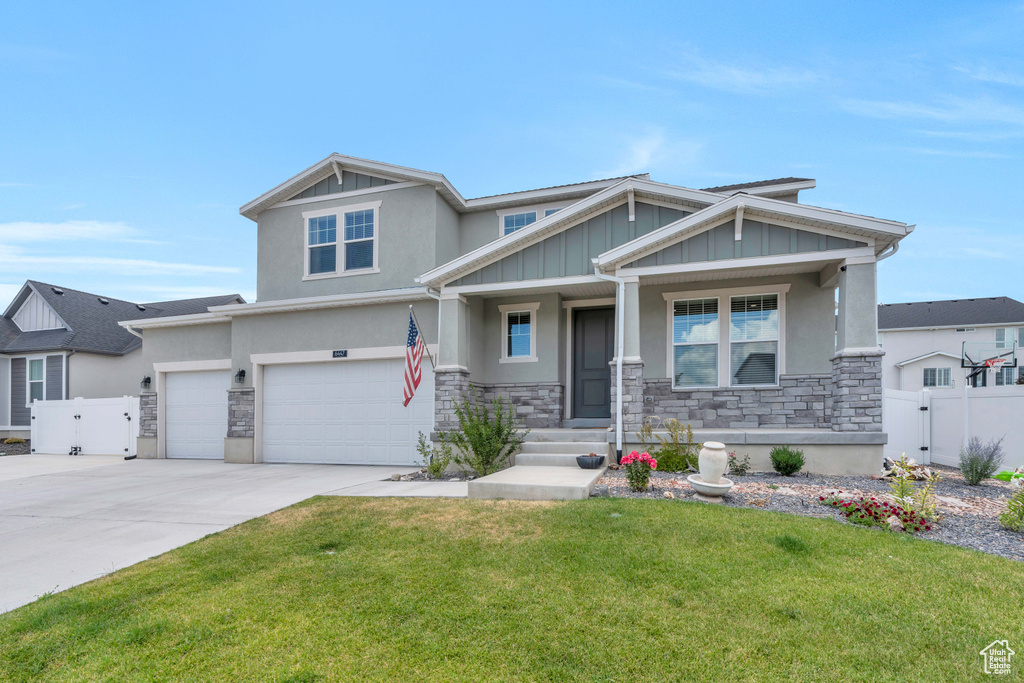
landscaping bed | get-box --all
[0,439,30,456]
[597,465,1024,561]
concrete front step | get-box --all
[518,441,608,455]
[521,429,609,443]
[468,465,606,501]
[515,453,602,467]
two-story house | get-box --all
[878,297,1024,391]
[123,154,914,474]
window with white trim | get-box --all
[499,302,540,362]
[28,358,44,402]
[995,365,1017,386]
[672,298,719,388]
[544,207,563,217]
[303,202,380,278]
[503,211,537,236]
[996,328,1011,349]
[729,294,779,386]
[923,367,952,388]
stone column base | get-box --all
[435,369,472,432]
[224,437,254,464]
[831,349,884,432]
[136,437,158,459]
[611,360,645,440]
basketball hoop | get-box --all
[986,358,1008,369]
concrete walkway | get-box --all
[0,454,420,613]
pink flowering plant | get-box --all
[621,450,657,492]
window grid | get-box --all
[729,294,779,386]
[503,212,537,236]
[923,367,952,388]
[995,366,1017,386]
[343,209,375,271]
[506,312,532,358]
[307,215,337,275]
[672,298,719,388]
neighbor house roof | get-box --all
[878,297,1024,330]
[1,281,244,356]
[702,177,814,193]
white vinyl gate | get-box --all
[882,389,931,463]
[261,358,433,465]
[31,396,140,456]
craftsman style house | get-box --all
[124,154,914,473]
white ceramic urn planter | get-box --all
[698,441,728,484]
[687,440,733,503]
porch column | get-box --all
[435,292,471,432]
[832,261,883,432]
[613,275,645,451]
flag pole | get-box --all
[409,304,436,370]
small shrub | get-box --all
[999,487,1024,532]
[416,432,452,478]
[959,436,1005,485]
[651,419,700,472]
[3,437,25,445]
[820,493,933,532]
[728,452,751,476]
[438,394,528,476]
[770,446,804,476]
[621,451,657,492]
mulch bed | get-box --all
[0,440,30,456]
[597,465,1024,562]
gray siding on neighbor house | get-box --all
[0,357,9,426]
[454,202,688,286]
[624,220,866,269]
[10,358,26,426]
[46,355,63,400]
[289,172,395,200]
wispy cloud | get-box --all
[841,95,1024,128]
[0,182,32,188]
[955,65,1024,88]
[0,249,241,277]
[896,147,1012,159]
[664,51,820,95]
[0,220,163,245]
[599,130,703,178]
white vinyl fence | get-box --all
[883,387,1024,470]
[31,396,140,457]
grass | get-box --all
[1,498,1023,682]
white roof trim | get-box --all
[712,179,817,198]
[118,312,226,331]
[895,351,962,367]
[595,194,912,269]
[208,287,432,317]
[880,321,1024,332]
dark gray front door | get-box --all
[572,307,614,419]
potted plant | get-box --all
[576,452,604,469]
[621,451,657,492]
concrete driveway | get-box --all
[0,454,416,613]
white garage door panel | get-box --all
[262,358,433,465]
[165,371,230,459]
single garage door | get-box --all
[165,370,230,459]
[262,358,433,465]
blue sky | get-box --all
[1,1,1022,307]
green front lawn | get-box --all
[2,498,1022,682]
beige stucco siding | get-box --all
[140,323,233,378]
[68,351,144,398]
[256,184,441,302]
[638,273,837,379]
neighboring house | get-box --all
[0,281,243,438]
[878,297,1024,391]
[125,153,914,473]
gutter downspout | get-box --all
[592,260,624,463]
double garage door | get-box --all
[262,358,433,466]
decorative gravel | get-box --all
[405,470,475,482]
[0,440,30,456]
[597,465,1024,562]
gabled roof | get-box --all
[894,350,962,367]
[1,281,244,356]
[702,177,814,194]
[418,178,913,288]
[878,297,1024,330]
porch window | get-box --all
[729,294,779,386]
[672,298,718,388]
[923,367,952,388]
[28,358,44,402]
[499,302,540,363]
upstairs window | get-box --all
[996,328,1011,349]
[730,294,779,386]
[503,211,537,236]
[303,201,380,279]
[923,367,952,388]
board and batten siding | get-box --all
[12,291,63,332]
[10,358,27,426]
[622,220,867,269]
[454,202,688,286]
[46,355,64,401]
[289,171,395,201]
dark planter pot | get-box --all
[576,455,605,469]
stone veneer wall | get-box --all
[641,374,833,430]
[434,369,472,431]
[611,361,646,435]
[476,381,563,429]
[227,388,255,438]
[830,350,884,432]
[139,391,157,438]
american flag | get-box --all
[403,312,426,407]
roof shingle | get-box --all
[878,297,1024,330]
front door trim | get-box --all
[562,298,616,420]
